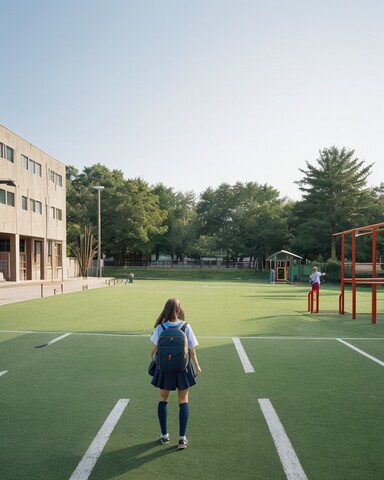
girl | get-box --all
[150,298,201,450]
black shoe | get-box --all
[160,434,170,444]
[178,438,188,450]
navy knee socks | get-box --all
[158,401,168,436]
[179,402,189,437]
[158,401,189,438]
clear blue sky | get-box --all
[2,0,383,199]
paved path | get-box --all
[0,277,115,305]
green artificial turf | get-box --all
[0,280,383,479]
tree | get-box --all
[66,165,168,265]
[108,178,168,264]
[292,146,374,259]
[196,182,291,265]
[166,191,197,261]
[73,226,96,278]
[350,183,384,261]
[66,165,96,255]
[152,185,198,261]
[196,183,243,263]
[367,183,384,225]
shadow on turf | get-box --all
[242,292,336,300]
[87,440,182,478]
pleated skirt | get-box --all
[151,363,196,391]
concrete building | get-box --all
[0,125,66,282]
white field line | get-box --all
[0,370,9,377]
[232,337,255,373]
[258,398,308,480]
[1,329,384,341]
[337,339,384,367]
[0,329,152,338]
[69,398,130,480]
[47,333,72,345]
[0,330,35,334]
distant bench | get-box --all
[41,283,64,298]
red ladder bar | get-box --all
[308,290,319,313]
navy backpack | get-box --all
[156,322,189,372]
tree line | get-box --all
[66,146,384,267]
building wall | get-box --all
[0,124,66,281]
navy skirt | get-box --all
[151,363,196,391]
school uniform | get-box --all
[150,320,198,391]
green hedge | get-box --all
[102,266,268,282]
[324,259,341,282]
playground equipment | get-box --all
[307,289,319,313]
[266,250,303,283]
[334,222,384,324]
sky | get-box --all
[1,0,384,200]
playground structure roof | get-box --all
[266,250,303,261]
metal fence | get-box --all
[120,260,254,269]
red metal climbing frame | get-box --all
[334,222,384,324]
[308,289,319,314]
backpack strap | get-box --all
[160,322,188,331]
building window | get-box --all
[23,156,42,177]
[50,206,63,220]
[49,169,63,187]
[29,159,42,177]
[22,196,28,210]
[0,189,14,206]
[6,146,14,162]
[55,243,62,267]
[34,162,42,176]
[0,143,14,162]
[7,191,14,206]
[30,198,42,214]
[19,239,26,253]
[34,240,42,263]
[50,205,63,220]
[0,239,10,251]
[47,241,52,266]
[21,154,29,170]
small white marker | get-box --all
[232,337,255,373]
[47,333,72,345]
[0,370,9,377]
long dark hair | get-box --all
[154,298,185,328]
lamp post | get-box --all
[94,186,105,277]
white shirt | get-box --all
[150,320,198,349]
[310,271,321,285]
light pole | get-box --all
[94,186,105,277]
